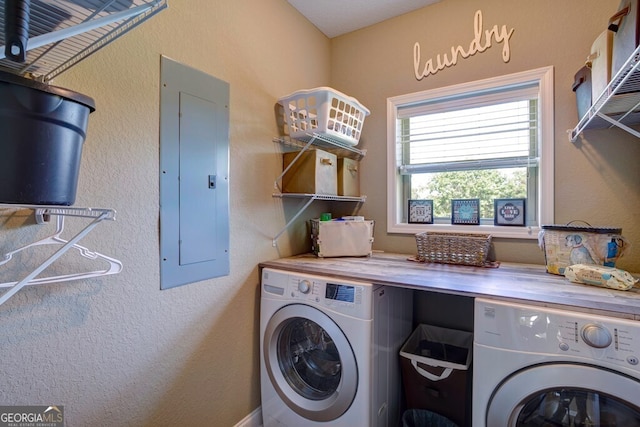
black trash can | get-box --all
[402,409,458,427]
[0,70,95,205]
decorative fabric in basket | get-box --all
[278,87,370,146]
[415,232,492,267]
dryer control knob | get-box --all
[581,324,612,348]
[298,280,311,294]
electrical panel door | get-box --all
[160,56,229,289]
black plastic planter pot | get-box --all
[0,71,95,205]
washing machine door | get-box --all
[487,363,640,426]
[263,303,358,422]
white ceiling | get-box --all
[287,0,442,38]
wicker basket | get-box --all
[415,232,492,267]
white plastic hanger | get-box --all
[0,206,122,307]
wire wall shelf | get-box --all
[272,133,367,246]
[571,43,640,141]
[274,135,367,160]
[0,0,167,81]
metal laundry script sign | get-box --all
[413,10,515,80]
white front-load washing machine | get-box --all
[473,298,640,427]
[260,268,412,427]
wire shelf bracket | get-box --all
[272,133,367,246]
[271,194,367,246]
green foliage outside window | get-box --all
[411,169,526,219]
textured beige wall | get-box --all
[2,1,640,426]
[330,0,640,273]
[0,1,329,426]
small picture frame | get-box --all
[494,198,526,226]
[408,199,434,224]
[451,199,480,225]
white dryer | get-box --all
[260,268,412,427]
[473,298,640,427]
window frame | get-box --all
[386,66,554,239]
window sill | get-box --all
[388,222,540,239]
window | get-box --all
[386,67,554,239]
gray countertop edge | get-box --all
[259,252,640,320]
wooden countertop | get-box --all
[259,252,640,320]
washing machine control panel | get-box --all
[261,268,375,319]
[475,298,640,372]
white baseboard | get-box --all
[234,406,262,427]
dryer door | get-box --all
[263,303,358,422]
[487,363,640,426]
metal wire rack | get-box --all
[571,42,640,141]
[0,0,167,81]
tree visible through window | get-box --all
[412,169,527,219]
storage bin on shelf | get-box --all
[572,65,592,119]
[609,0,640,80]
[400,324,472,427]
[337,157,360,197]
[538,224,627,275]
[415,232,491,267]
[278,87,370,147]
[587,30,613,102]
[310,218,374,257]
[282,148,337,195]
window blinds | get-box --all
[398,84,539,175]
